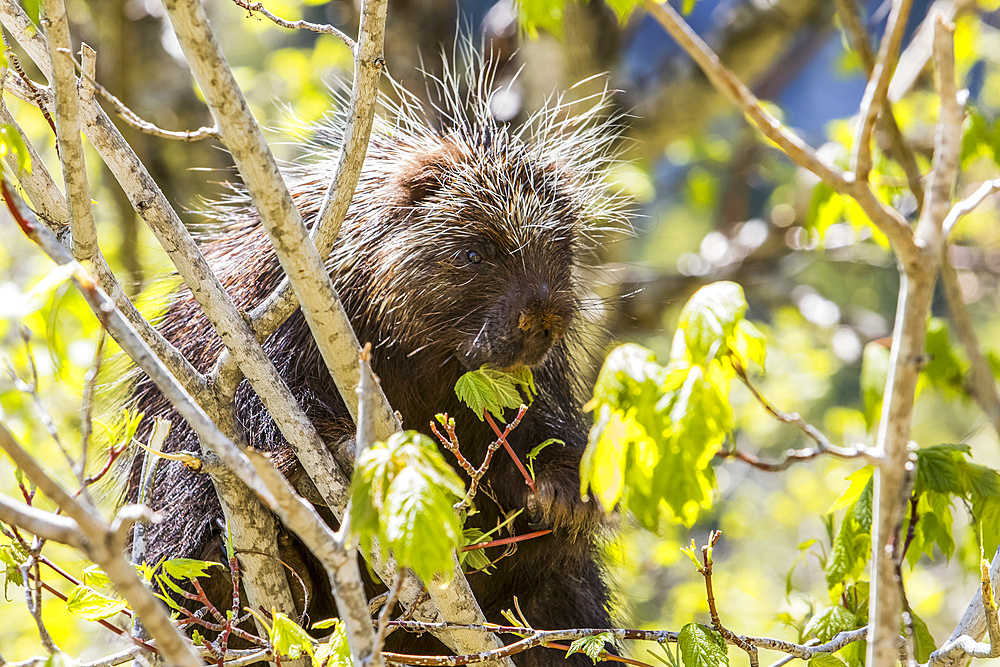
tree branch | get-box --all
[641,0,916,265]
[850,0,914,182]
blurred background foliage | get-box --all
[3,0,1000,663]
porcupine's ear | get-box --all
[387,142,462,208]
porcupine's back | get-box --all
[121,51,629,586]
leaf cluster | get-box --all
[454,366,535,420]
[581,282,765,530]
[349,430,466,582]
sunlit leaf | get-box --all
[566,632,614,663]
[678,623,728,667]
[66,584,128,621]
[271,611,316,662]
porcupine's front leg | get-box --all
[525,440,607,540]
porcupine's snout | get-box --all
[463,281,573,370]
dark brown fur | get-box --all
[124,64,626,667]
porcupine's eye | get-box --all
[466,249,483,265]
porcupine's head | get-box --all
[290,55,630,374]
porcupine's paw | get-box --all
[527,477,606,541]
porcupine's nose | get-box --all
[516,288,569,365]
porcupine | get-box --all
[122,54,629,667]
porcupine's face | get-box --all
[366,137,582,372]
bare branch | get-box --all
[867,14,959,667]
[834,0,925,204]
[641,0,916,263]
[59,46,219,141]
[40,0,98,263]
[943,179,1000,235]
[0,490,82,548]
[231,0,355,50]
[851,0,914,181]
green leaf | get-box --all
[733,319,766,373]
[350,431,466,582]
[159,558,222,581]
[678,623,728,667]
[271,611,316,662]
[914,444,968,495]
[804,606,858,643]
[382,466,463,582]
[0,124,31,174]
[315,618,352,667]
[826,475,873,590]
[566,632,614,663]
[674,281,748,364]
[860,342,890,432]
[829,467,873,513]
[455,367,525,419]
[66,584,128,621]
[922,318,968,397]
[907,610,936,662]
[808,655,848,667]
[1,542,27,588]
[81,565,112,590]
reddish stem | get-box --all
[544,643,655,667]
[484,410,536,495]
[461,529,552,552]
[25,571,156,651]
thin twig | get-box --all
[77,330,106,500]
[231,0,355,50]
[851,0,915,181]
[483,410,536,495]
[939,251,1000,439]
[697,532,758,667]
[834,0,925,205]
[943,179,1000,236]
[56,47,218,141]
[728,363,880,470]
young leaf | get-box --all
[804,606,858,643]
[674,281,748,364]
[81,564,112,590]
[678,623,728,667]
[271,611,316,662]
[1,543,27,588]
[66,584,128,621]
[566,632,614,664]
[808,655,848,667]
[315,617,352,667]
[455,367,525,419]
[907,610,936,663]
[159,558,223,581]
[350,431,466,582]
